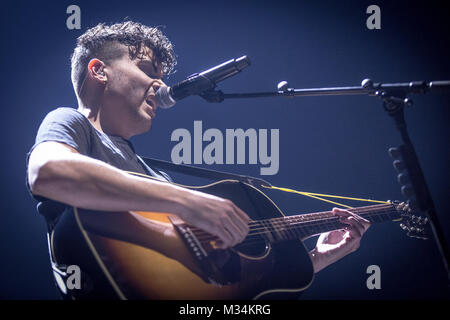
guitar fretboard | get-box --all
[248,203,400,242]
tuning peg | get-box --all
[415,216,428,226]
[406,199,418,211]
[396,201,406,211]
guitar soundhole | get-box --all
[233,234,270,258]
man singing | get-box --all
[26,21,370,299]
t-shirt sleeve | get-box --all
[32,107,91,154]
[26,107,92,199]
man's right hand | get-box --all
[178,190,250,249]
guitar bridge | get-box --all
[169,216,239,285]
[174,221,209,260]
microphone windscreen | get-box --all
[155,86,176,109]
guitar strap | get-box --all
[139,156,272,188]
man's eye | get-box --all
[139,65,154,77]
[143,70,154,77]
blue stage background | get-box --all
[1,0,449,299]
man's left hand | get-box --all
[310,207,371,273]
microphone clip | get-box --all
[199,89,225,103]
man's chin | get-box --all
[144,116,154,132]
[139,118,152,133]
[129,116,152,137]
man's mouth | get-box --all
[145,97,156,119]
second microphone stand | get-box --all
[200,78,450,285]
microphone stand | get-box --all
[201,78,450,285]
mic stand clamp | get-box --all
[199,89,225,103]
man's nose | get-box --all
[150,80,167,109]
[151,79,166,93]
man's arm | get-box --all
[309,208,371,273]
[28,141,249,249]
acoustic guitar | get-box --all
[50,176,427,300]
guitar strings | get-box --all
[188,205,397,245]
[245,203,393,225]
[245,203,394,227]
[192,213,392,246]
[194,209,396,248]
[193,210,393,247]
[191,205,396,241]
[192,204,395,238]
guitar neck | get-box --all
[252,203,401,242]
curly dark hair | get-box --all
[71,21,177,96]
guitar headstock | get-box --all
[392,201,429,240]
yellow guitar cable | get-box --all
[262,185,390,209]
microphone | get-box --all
[156,55,250,108]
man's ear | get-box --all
[88,59,107,83]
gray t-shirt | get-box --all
[26,107,170,221]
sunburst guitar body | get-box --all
[51,176,423,300]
